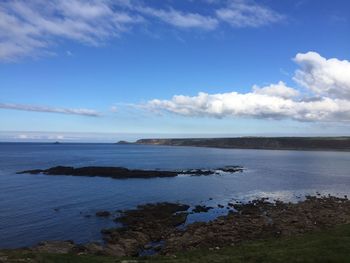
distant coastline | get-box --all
[135,137,350,152]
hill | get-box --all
[136,137,350,151]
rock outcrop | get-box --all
[17,165,243,179]
[7,195,350,257]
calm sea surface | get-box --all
[1,143,350,248]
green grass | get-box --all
[3,224,350,263]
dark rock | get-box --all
[162,196,350,254]
[115,203,190,229]
[179,166,243,176]
[7,195,350,258]
[96,211,111,217]
[18,169,44,174]
[180,169,214,175]
[220,166,244,173]
[18,166,178,179]
[18,165,243,179]
[192,205,213,213]
[100,202,189,256]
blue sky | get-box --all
[1,0,350,142]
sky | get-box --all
[0,0,350,142]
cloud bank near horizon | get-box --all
[146,52,350,123]
[2,52,349,122]
[0,0,284,61]
[0,103,101,117]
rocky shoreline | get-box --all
[6,195,350,258]
[17,165,243,179]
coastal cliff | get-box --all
[136,137,350,151]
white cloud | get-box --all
[294,51,350,99]
[147,91,350,122]
[18,134,28,139]
[0,103,100,117]
[216,0,284,28]
[136,6,218,30]
[48,134,64,140]
[253,81,300,99]
[145,52,350,122]
[0,0,143,61]
[0,0,285,61]
[16,133,64,140]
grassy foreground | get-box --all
[3,224,350,263]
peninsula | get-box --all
[136,137,350,151]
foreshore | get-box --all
[2,194,350,261]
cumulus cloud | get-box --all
[145,52,350,122]
[294,51,350,99]
[216,0,284,28]
[253,81,299,99]
[0,0,285,61]
[0,103,100,117]
[147,91,350,122]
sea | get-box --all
[1,142,350,248]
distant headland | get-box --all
[134,137,350,151]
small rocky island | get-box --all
[17,165,243,179]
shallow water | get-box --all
[0,143,350,248]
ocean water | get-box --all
[1,143,350,248]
